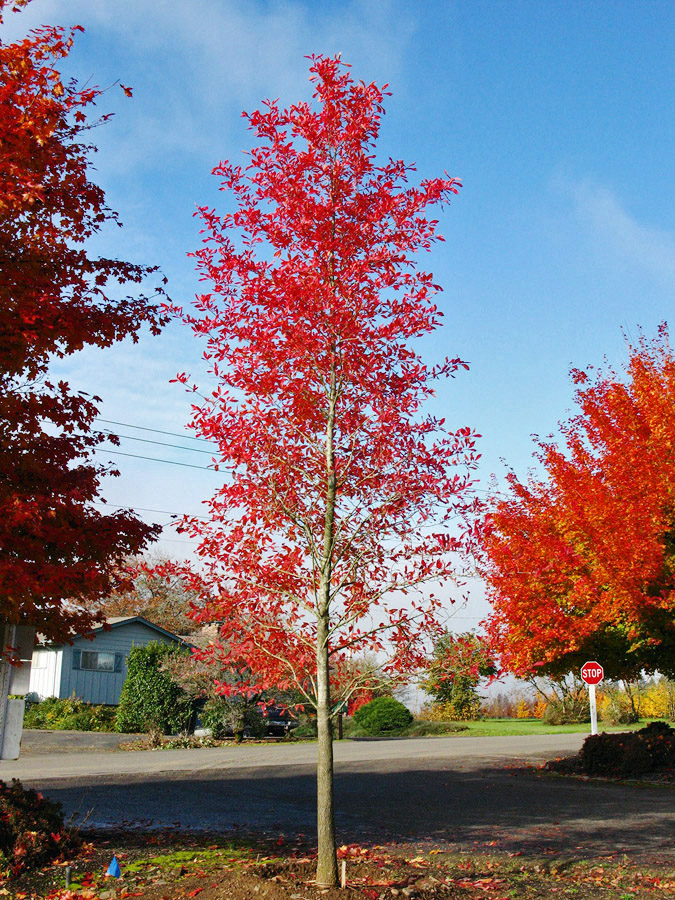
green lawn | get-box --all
[340,716,662,741]
[448,717,658,737]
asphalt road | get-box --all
[5,732,674,863]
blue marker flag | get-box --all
[106,855,121,878]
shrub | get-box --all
[641,677,675,720]
[405,720,468,737]
[580,721,675,778]
[115,642,193,734]
[200,695,265,741]
[23,696,116,732]
[419,700,478,722]
[291,722,318,739]
[601,689,640,725]
[352,696,413,735]
[0,779,71,877]
[542,691,589,725]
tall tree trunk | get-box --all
[315,364,338,887]
[315,610,337,886]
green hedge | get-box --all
[352,696,413,735]
[115,642,193,734]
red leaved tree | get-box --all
[172,56,478,884]
[481,327,675,682]
[0,0,166,645]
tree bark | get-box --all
[315,610,337,886]
[315,362,338,887]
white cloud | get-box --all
[571,179,675,288]
[4,0,417,169]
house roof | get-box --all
[37,615,197,650]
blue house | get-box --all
[28,616,193,706]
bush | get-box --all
[200,696,266,741]
[580,721,675,778]
[640,677,675,721]
[0,779,71,877]
[290,722,318,739]
[405,720,468,737]
[420,700,484,723]
[115,642,194,735]
[542,692,589,725]
[352,696,413,735]
[603,699,640,726]
[23,696,116,732]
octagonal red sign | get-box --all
[580,661,604,685]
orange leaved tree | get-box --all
[481,327,675,681]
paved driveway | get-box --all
[11,731,587,779]
[5,733,673,864]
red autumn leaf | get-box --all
[0,0,168,647]
[163,53,473,886]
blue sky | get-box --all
[6,0,675,628]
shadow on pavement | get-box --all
[38,762,675,864]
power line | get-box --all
[99,429,216,456]
[96,418,212,445]
[91,500,207,520]
[155,536,201,546]
[94,447,219,472]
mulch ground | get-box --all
[6,827,675,900]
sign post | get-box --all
[580,661,604,735]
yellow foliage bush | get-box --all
[419,701,469,722]
[640,678,675,719]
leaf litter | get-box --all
[5,830,674,900]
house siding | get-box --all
[33,621,182,706]
[28,649,60,700]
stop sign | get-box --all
[580,661,604,685]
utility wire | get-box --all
[91,500,208,520]
[94,447,219,472]
[99,429,216,456]
[96,418,212,444]
[155,536,201,546]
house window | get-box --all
[76,651,122,672]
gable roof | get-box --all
[88,615,194,645]
[38,616,197,650]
